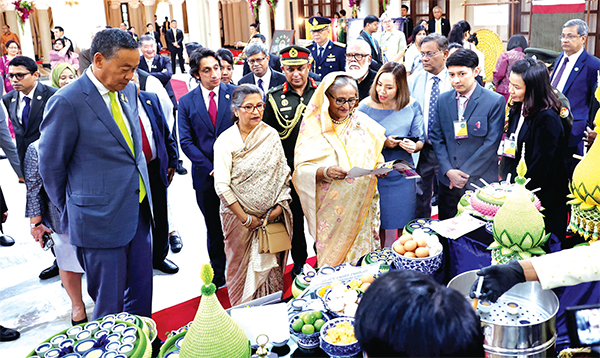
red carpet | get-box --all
[170,79,189,102]
[152,256,317,339]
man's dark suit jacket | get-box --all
[2,83,57,173]
[138,55,177,108]
[139,91,177,186]
[358,69,377,101]
[358,30,383,71]
[165,28,184,53]
[146,31,162,49]
[178,82,236,192]
[243,53,281,76]
[78,49,92,76]
[427,18,451,37]
[238,69,286,89]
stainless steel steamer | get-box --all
[448,270,559,357]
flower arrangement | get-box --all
[248,0,261,18]
[12,0,34,34]
[348,0,361,18]
[379,0,389,12]
[266,0,278,14]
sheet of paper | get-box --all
[230,302,290,346]
[429,213,486,240]
[393,160,421,179]
[347,166,392,178]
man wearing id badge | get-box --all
[430,48,504,219]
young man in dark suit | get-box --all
[358,15,383,71]
[428,6,450,37]
[165,20,185,74]
[178,48,236,287]
[145,23,162,50]
[238,43,286,92]
[429,49,504,219]
[1,56,59,279]
[401,5,414,38]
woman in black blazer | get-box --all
[500,58,569,246]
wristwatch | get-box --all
[30,222,42,229]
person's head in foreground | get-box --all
[355,270,484,357]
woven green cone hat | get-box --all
[179,264,251,358]
[490,144,550,260]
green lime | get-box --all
[314,319,325,331]
[302,324,315,335]
[312,310,323,320]
[303,314,315,325]
[292,318,304,332]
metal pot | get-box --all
[448,270,559,357]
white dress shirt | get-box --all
[145,56,154,71]
[200,83,220,112]
[254,67,271,93]
[423,68,449,135]
[138,98,157,161]
[554,47,584,93]
[17,82,38,124]
[86,69,133,138]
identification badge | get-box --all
[502,136,517,158]
[453,120,468,139]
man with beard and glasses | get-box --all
[345,40,377,101]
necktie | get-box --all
[139,116,153,164]
[108,91,146,202]
[458,95,468,120]
[208,91,217,128]
[257,78,264,92]
[427,77,440,143]
[22,96,30,129]
[318,47,324,63]
[551,57,569,87]
[436,20,441,34]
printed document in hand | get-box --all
[347,160,420,179]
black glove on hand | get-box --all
[469,260,526,302]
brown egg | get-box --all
[404,251,417,258]
[399,234,413,244]
[415,247,430,258]
[416,238,428,247]
[393,243,406,255]
[361,274,375,284]
[360,282,371,291]
[404,240,417,252]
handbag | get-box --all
[257,208,291,254]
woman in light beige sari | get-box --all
[294,72,387,267]
[214,84,292,306]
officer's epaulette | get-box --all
[282,82,289,93]
[309,77,318,89]
[333,41,346,48]
[267,83,284,95]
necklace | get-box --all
[331,114,350,124]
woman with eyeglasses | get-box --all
[49,38,79,70]
[0,40,20,94]
[403,25,427,75]
[294,72,386,267]
[213,84,292,306]
[374,12,407,63]
[358,62,424,246]
[500,58,569,243]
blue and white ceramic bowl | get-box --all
[288,310,330,349]
[319,317,361,358]
[391,244,443,275]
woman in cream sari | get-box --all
[294,73,386,267]
[214,84,292,306]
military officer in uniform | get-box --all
[307,16,346,79]
[263,45,319,277]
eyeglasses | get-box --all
[6,72,31,80]
[241,103,265,113]
[420,50,443,59]
[559,34,581,41]
[248,56,267,65]
[326,92,358,107]
[345,53,368,61]
[310,27,327,34]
